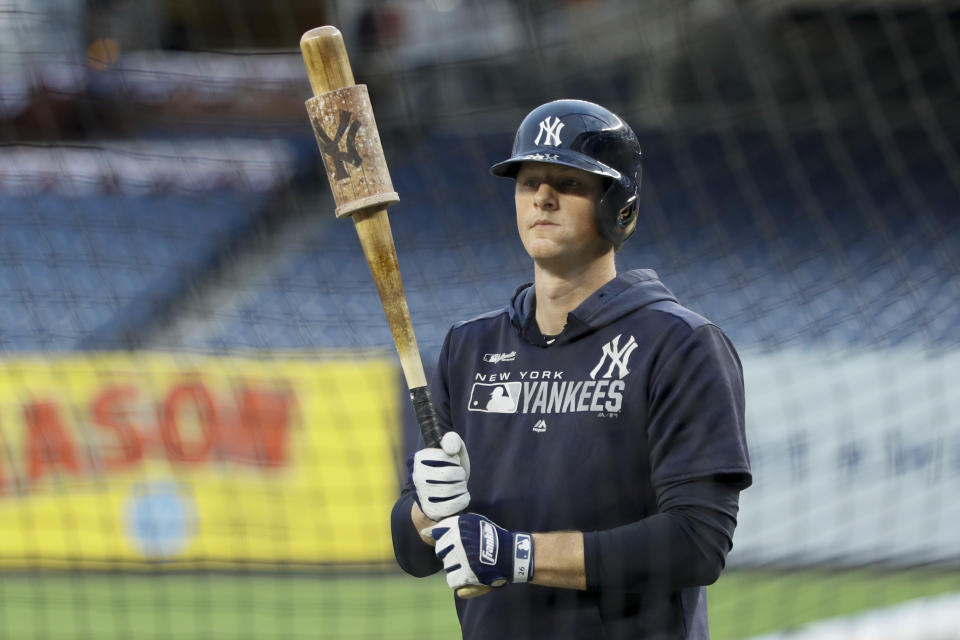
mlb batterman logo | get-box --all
[515,534,531,560]
[469,382,521,413]
[483,351,516,364]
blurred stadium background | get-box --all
[0,0,958,638]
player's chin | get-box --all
[522,234,569,257]
[523,242,564,262]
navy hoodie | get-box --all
[392,269,751,639]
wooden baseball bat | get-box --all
[300,26,488,599]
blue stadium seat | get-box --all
[0,190,266,352]
[4,130,944,355]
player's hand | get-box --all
[412,431,471,521]
[422,513,534,591]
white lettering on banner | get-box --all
[590,334,638,380]
[730,348,960,568]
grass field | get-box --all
[2,568,959,639]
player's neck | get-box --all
[533,256,616,336]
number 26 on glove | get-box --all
[423,513,534,590]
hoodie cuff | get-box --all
[582,530,603,591]
[391,493,442,578]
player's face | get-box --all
[515,163,610,267]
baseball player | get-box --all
[391,100,751,639]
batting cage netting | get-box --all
[1,1,958,638]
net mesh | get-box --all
[1,1,959,638]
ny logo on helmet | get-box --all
[534,116,564,146]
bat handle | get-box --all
[410,385,443,448]
[409,385,492,599]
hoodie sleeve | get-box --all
[583,477,741,592]
[389,329,455,577]
[583,322,751,592]
[646,323,751,489]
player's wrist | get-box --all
[511,531,534,584]
[410,501,437,546]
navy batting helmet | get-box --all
[490,99,643,246]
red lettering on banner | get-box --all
[0,378,295,496]
[25,401,82,481]
[90,385,144,470]
[161,382,219,463]
[234,386,292,467]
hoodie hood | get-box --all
[509,268,678,346]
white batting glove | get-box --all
[412,431,471,521]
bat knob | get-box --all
[456,585,493,599]
[300,25,354,95]
[300,25,341,44]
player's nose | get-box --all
[534,182,558,210]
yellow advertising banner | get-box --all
[0,352,400,568]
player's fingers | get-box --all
[420,524,446,541]
[423,494,468,521]
[422,465,466,484]
[423,514,461,539]
[423,482,467,502]
[447,569,474,590]
[439,431,465,456]
[442,546,474,589]
[440,431,470,477]
[436,542,456,562]
[459,445,470,479]
[423,493,469,520]
[414,449,457,467]
[415,464,467,481]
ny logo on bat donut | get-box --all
[310,109,362,180]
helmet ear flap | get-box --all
[596,176,640,246]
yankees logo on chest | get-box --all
[468,334,637,418]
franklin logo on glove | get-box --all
[480,521,498,565]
